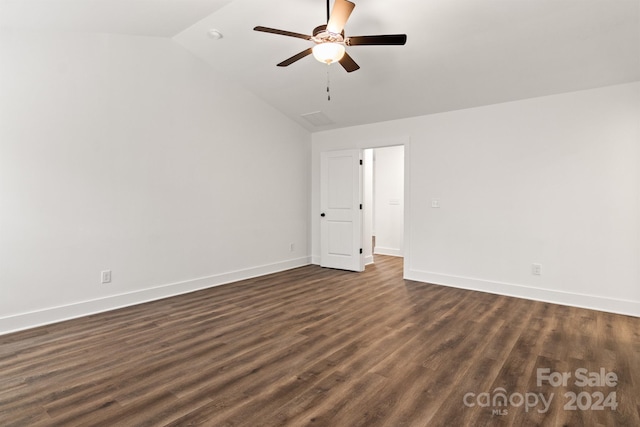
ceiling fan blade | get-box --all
[277,48,314,67]
[326,0,355,34]
[346,34,407,46]
[254,26,312,41]
[339,52,360,73]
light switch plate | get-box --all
[101,270,111,283]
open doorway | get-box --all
[363,146,405,265]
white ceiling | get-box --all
[0,0,232,37]
[2,0,639,131]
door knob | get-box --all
[320,213,326,217]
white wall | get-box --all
[0,30,311,334]
[373,146,404,257]
[312,82,640,317]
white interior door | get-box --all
[320,149,364,272]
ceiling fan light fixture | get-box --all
[312,42,345,64]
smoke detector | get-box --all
[208,29,223,40]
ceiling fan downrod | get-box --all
[326,0,330,23]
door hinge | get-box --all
[359,203,362,210]
[359,159,363,165]
[359,248,363,254]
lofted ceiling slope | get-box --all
[2,0,639,131]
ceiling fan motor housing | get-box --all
[312,25,345,44]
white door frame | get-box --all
[363,145,405,263]
[315,136,411,278]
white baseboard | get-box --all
[0,257,311,336]
[374,247,403,257]
[405,269,640,318]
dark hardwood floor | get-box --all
[1,256,639,426]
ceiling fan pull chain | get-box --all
[327,64,331,101]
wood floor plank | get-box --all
[1,256,639,426]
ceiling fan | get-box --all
[254,0,407,73]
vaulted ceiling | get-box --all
[2,0,639,131]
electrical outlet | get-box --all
[101,270,111,284]
[532,264,542,276]
[431,199,440,208]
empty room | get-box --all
[1,0,639,426]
